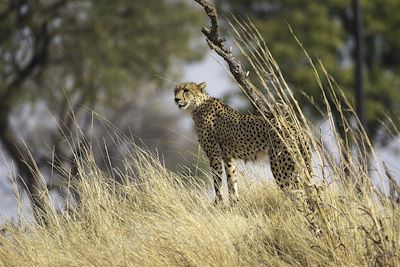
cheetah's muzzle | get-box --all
[178,103,189,109]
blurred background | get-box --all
[0,0,399,222]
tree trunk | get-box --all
[0,117,52,224]
[352,0,366,129]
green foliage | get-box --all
[228,0,400,140]
[0,0,204,108]
[74,0,204,100]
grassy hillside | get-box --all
[0,142,399,266]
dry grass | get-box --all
[1,19,400,267]
[0,145,398,266]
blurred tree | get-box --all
[225,0,400,142]
[0,0,203,221]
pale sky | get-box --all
[182,51,234,98]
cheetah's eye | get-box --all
[183,89,189,93]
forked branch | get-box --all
[194,0,269,114]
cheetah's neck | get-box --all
[192,93,212,108]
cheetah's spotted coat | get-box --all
[174,82,311,203]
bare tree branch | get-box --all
[194,0,270,115]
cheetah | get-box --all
[174,82,312,204]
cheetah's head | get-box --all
[174,82,207,110]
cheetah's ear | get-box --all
[197,82,207,92]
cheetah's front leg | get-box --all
[224,158,238,203]
[209,156,223,204]
[198,134,223,205]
